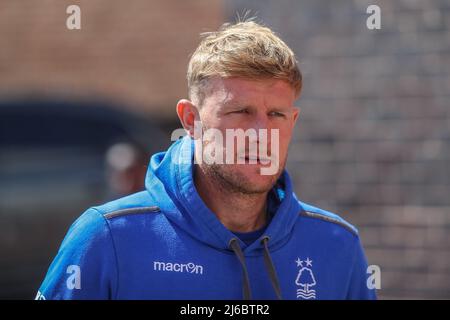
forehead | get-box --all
[203,77,296,107]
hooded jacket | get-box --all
[37,136,376,300]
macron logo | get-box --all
[153,261,204,275]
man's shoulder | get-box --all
[297,201,359,237]
[67,191,161,236]
[68,191,165,242]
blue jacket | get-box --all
[37,136,376,300]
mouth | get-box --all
[240,155,271,164]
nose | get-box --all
[252,112,270,131]
[247,113,273,149]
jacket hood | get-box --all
[145,135,302,253]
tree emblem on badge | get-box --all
[295,257,316,299]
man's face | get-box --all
[195,77,299,194]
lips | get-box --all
[240,155,271,164]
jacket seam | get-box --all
[299,210,359,237]
[103,206,160,220]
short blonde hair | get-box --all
[187,20,302,106]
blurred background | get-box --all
[0,0,449,299]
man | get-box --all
[36,20,376,300]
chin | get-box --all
[232,164,280,193]
[204,162,282,195]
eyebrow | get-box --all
[222,100,245,108]
[223,102,292,113]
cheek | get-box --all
[199,107,219,125]
[271,129,293,156]
[271,126,292,142]
[281,130,294,146]
[203,117,231,133]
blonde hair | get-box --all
[187,20,302,106]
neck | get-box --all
[194,165,268,233]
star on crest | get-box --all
[296,257,313,268]
[305,257,313,267]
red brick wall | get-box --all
[0,0,224,118]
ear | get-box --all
[291,106,300,128]
[176,99,199,137]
